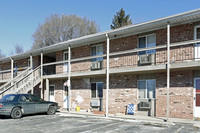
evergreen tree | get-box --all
[111,8,132,29]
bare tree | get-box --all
[0,49,5,58]
[14,44,24,54]
[32,14,99,49]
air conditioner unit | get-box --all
[139,54,155,65]
[91,99,100,107]
[91,61,102,70]
[139,102,151,109]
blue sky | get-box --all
[0,0,200,56]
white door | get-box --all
[49,85,55,102]
[194,78,200,117]
[63,86,68,109]
[194,26,200,60]
[63,52,68,73]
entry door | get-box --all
[63,52,68,73]
[194,78,200,117]
[194,26,200,59]
[63,86,68,109]
[49,85,55,102]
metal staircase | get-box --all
[0,66,41,98]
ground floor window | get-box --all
[91,82,103,98]
[138,79,156,99]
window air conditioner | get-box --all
[139,102,151,109]
[91,99,100,107]
[139,54,155,65]
[91,61,102,70]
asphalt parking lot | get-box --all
[0,113,200,133]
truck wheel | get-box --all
[11,107,22,119]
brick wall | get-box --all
[43,69,194,119]
[71,45,92,72]
[71,78,91,111]
[156,23,194,64]
[56,51,63,74]
[0,62,11,80]
[108,74,138,114]
[156,70,193,119]
[53,22,197,73]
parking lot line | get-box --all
[81,121,126,133]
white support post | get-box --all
[10,58,14,82]
[10,58,14,93]
[46,78,49,101]
[41,52,43,99]
[30,55,33,94]
[166,23,170,122]
[106,33,110,117]
[68,46,71,112]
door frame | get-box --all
[193,77,200,118]
[63,85,68,109]
[91,82,103,111]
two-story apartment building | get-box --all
[1,9,200,119]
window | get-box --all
[30,95,43,102]
[20,95,30,102]
[91,45,103,62]
[138,34,156,55]
[63,52,69,73]
[49,85,55,96]
[91,82,103,98]
[196,27,200,39]
[1,94,16,101]
[138,79,156,99]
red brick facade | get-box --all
[1,21,200,119]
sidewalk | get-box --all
[57,111,200,128]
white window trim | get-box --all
[63,51,69,73]
[194,25,200,40]
[194,25,200,60]
[91,82,103,99]
[137,79,156,99]
[137,34,156,54]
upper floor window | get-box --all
[138,34,156,55]
[91,44,103,62]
